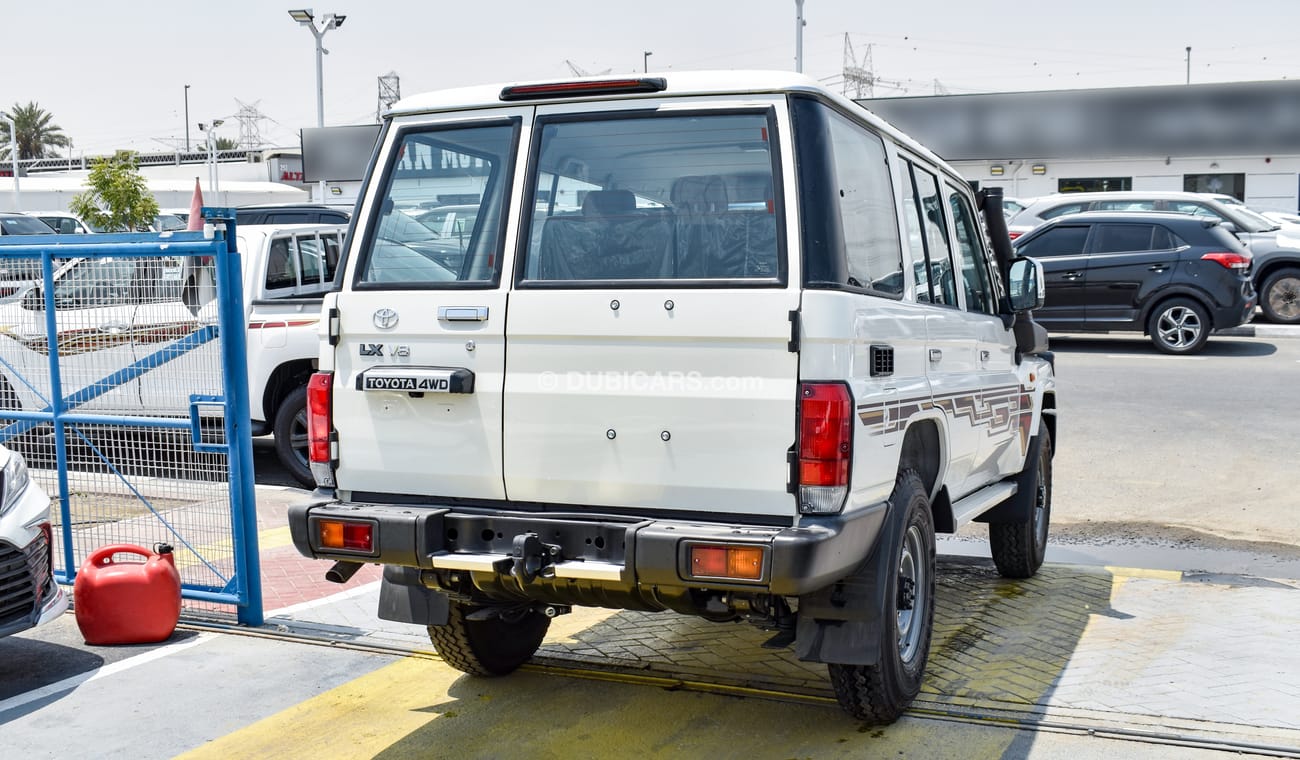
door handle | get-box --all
[980,349,991,363]
[929,349,943,363]
[1060,271,1083,281]
[99,322,131,335]
[1148,264,1169,272]
[438,306,489,322]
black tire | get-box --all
[989,424,1053,579]
[1259,267,1300,325]
[828,469,936,725]
[1147,297,1210,354]
[427,601,551,676]
[272,385,315,488]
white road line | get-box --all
[0,633,212,716]
[265,580,381,618]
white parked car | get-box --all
[0,224,344,487]
[0,445,67,639]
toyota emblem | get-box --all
[373,308,399,329]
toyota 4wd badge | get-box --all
[373,308,399,329]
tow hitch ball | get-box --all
[511,532,561,583]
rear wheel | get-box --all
[427,600,551,676]
[828,469,936,724]
[989,424,1053,579]
[272,386,314,488]
[1147,298,1210,354]
[1259,267,1300,324]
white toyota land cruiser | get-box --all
[288,72,1057,724]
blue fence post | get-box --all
[38,249,77,582]
[208,208,264,627]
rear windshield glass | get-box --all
[519,112,780,284]
[356,123,516,287]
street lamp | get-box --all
[643,51,652,73]
[288,8,346,200]
[184,84,191,152]
[288,8,347,129]
[199,119,225,194]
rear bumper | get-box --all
[288,499,887,598]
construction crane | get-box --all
[841,34,904,98]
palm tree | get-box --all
[0,101,71,160]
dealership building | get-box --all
[861,79,1300,212]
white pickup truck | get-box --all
[288,71,1057,724]
[0,223,344,486]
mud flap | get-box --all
[974,429,1045,525]
[794,502,905,666]
[377,565,450,626]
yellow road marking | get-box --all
[172,525,294,571]
[1104,566,1183,582]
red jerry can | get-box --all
[74,544,182,645]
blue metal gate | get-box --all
[0,210,262,625]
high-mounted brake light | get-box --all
[797,382,853,514]
[1201,251,1251,270]
[500,77,667,101]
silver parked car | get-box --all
[1007,191,1300,323]
[0,445,67,639]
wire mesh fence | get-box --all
[0,226,260,625]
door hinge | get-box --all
[788,310,801,353]
[327,307,340,346]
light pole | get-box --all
[643,51,652,73]
[1,115,19,210]
[289,9,347,201]
[794,0,806,73]
[184,84,191,152]
[199,119,224,195]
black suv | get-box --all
[1013,211,1256,353]
[235,204,350,227]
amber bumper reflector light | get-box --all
[319,520,374,552]
[689,545,764,581]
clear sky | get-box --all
[4,0,1297,156]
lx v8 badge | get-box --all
[359,344,411,358]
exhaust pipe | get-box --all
[326,561,363,584]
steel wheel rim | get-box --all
[897,523,927,664]
[1033,459,1049,550]
[1267,275,1300,320]
[1156,306,1202,349]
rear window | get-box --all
[519,112,780,284]
[356,122,517,287]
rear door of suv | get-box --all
[1080,222,1179,327]
[330,111,527,498]
[503,99,799,518]
[1014,223,1092,330]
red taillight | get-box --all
[319,519,374,553]
[307,372,333,464]
[798,382,853,487]
[1007,231,1024,240]
[1201,251,1250,270]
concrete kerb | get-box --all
[1217,322,1300,337]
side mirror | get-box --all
[1007,256,1045,312]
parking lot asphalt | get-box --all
[5,484,1300,758]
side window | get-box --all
[1039,203,1087,220]
[907,164,957,307]
[1094,200,1156,212]
[1091,224,1158,254]
[824,109,903,294]
[1152,226,1181,250]
[521,112,779,283]
[899,164,930,301]
[1018,226,1090,258]
[1166,201,1225,221]
[947,185,997,315]
[265,238,297,290]
[322,234,341,282]
[266,212,312,225]
[297,234,324,286]
[359,122,516,286]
